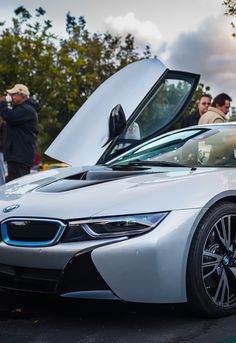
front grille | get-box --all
[0,264,61,293]
[1,218,66,247]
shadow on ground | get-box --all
[0,290,231,343]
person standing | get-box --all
[0,84,38,182]
[199,93,232,124]
[0,118,6,185]
[181,95,211,128]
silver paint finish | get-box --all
[0,238,127,269]
[0,167,234,220]
[3,204,20,213]
[92,209,201,303]
[1,56,236,307]
[46,59,166,166]
[1,162,236,301]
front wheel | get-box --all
[187,201,236,317]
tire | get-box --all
[187,201,236,318]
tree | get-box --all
[170,83,212,130]
[223,0,236,37]
[0,7,212,160]
[0,7,60,154]
[0,7,152,158]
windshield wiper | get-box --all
[124,159,191,167]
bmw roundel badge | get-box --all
[3,204,20,213]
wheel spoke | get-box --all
[215,216,231,251]
[197,211,236,311]
[233,245,236,258]
[202,251,222,267]
[229,267,236,280]
[202,250,222,279]
[213,269,230,306]
[203,265,222,279]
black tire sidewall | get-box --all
[187,201,236,318]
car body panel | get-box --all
[0,167,235,220]
[46,59,167,166]
[92,209,201,303]
[0,209,200,303]
[0,152,235,306]
[1,57,236,316]
[45,59,199,166]
[0,237,126,270]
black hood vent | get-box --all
[36,166,153,193]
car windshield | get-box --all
[109,126,236,168]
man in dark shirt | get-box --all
[0,84,38,181]
[0,118,6,185]
[181,95,211,128]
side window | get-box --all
[104,74,196,162]
[122,78,192,141]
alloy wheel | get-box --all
[202,214,236,307]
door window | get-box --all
[106,76,195,161]
[122,78,192,141]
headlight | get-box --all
[66,212,169,240]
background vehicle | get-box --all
[42,162,68,170]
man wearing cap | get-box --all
[0,84,38,182]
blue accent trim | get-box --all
[1,218,66,247]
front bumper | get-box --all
[0,250,118,299]
[0,208,202,303]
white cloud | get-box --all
[104,12,162,49]
[103,11,236,104]
[159,15,236,100]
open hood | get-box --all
[46,58,199,166]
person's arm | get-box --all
[0,96,11,120]
[213,118,225,123]
[0,100,33,125]
[0,96,8,113]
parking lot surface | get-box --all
[0,290,236,343]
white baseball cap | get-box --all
[7,84,30,96]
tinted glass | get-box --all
[107,76,195,160]
[122,78,192,140]
[111,126,236,168]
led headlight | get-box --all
[68,212,169,239]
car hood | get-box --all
[0,166,234,220]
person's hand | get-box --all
[0,96,6,102]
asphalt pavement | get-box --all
[0,290,236,343]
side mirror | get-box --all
[103,104,127,146]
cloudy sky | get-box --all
[1,0,236,103]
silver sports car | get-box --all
[0,58,236,318]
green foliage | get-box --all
[0,6,211,161]
[0,7,151,157]
[135,80,191,136]
[184,83,211,115]
[134,79,212,136]
[223,0,236,37]
[174,83,212,129]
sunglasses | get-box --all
[200,102,210,105]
